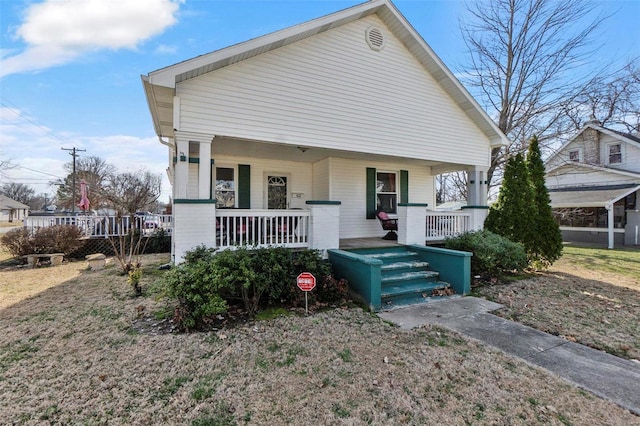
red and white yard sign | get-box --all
[297,272,316,292]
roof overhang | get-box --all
[142,0,509,146]
[549,185,640,208]
[546,161,640,180]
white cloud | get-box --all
[154,44,178,55]
[0,110,171,200]
[1,0,182,78]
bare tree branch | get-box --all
[461,0,607,187]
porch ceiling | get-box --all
[211,136,462,170]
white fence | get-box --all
[216,209,310,249]
[425,211,471,241]
[24,214,173,238]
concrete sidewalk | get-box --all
[378,296,640,416]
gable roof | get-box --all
[545,123,640,166]
[142,0,508,148]
[546,159,640,179]
[0,194,29,210]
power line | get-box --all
[3,161,64,179]
[61,147,86,213]
[0,97,76,146]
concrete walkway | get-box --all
[378,296,640,416]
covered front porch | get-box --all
[170,134,490,262]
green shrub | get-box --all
[163,246,229,330]
[1,227,34,257]
[209,247,261,316]
[444,230,527,277]
[1,225,84,258]
[163,246,349,329]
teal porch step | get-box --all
[381,280,451,307]
[329,245,470,312]
[357,247,452,309]
[363,250,420,264]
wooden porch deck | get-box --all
[339,238,402,250]
[339,237,446,250]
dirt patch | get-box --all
[1,253,638,424]
[475,256,640,361]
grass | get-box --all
[476,244,640,360]
[0,250,638,424]
[561,244,640,279]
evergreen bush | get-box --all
[163,246,349,330]
[485,135,564,269]
[445,230,528,276]
[163,246,229,330]
[485,152,534,249]
[527,135,563,268]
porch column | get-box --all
[397,203,428,246]
[174,137,190,199]
[606,203,615,249]
[462,206,489,231]
[306,201,341,257]
[467,167,489,206]
[198,140,212,199]
[173,200,217,263]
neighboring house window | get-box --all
[568,150,580,162]
[215,167,235,208]
[608,143,622,164]
[376,171,397,214]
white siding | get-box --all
[547,131,640,174]
[213,155,313,209]
[177,15,490,167]
[173,203,217,262]
[330,157,432,239]
[188,163,199,198]
[312,157,331,200]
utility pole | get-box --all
[61,147,85,213]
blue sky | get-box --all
[1,0,638,203]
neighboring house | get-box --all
[545,119,640,248]
[142,0,508,262]
[0,194,29,224]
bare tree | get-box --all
[0,182,35,205]
[461,0,606,186]
[55,156,116,210]
[101,170,162,287]
[563,59,640,132]
[436,172,469,204]
[102,170,162,214]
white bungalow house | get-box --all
[142,0,508,262]
[545,119,640,249]
[0,194,29,224]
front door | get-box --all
[267,175,288,209]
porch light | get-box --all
[179,151,186,161]
[297,146,309,153]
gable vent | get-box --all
[365,27,385,51]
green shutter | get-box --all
[209,159,215,200]
[400,170,409,203]
[366,167,376,219]
[238,164,250,208]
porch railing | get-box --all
[23,214,173,238]
[425,211,471,241]
[216,209,310,249]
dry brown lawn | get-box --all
[475,246,640,361]
[0,247,639,425]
